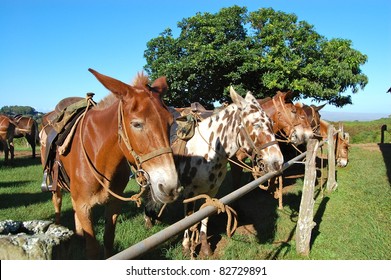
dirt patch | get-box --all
[352,143,382,152]
[13,150,35,158]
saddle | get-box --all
[170,102,217,158]
[40,94,96,192]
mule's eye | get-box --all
[131,121,144,130]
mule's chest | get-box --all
[178,156,227,198]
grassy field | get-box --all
[0,118,390,260]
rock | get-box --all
[0,220,74,260]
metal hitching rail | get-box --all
[108,141,326,260]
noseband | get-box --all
[235,110,278,170]
[117,100,173,188]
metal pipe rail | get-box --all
[108,141,325,260]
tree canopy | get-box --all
[144,6,368,108]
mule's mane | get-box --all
[132,72,150,87]
[94,72,151,110]
[94,94,117,110]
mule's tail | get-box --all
[0,141,3,152]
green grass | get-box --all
[1,125,390,260]
[331,117,391,144]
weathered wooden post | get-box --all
[326,125,337,192]
[381,124,387,144]
[295,139,318,256]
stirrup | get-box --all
[41,170,54,192]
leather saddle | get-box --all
[40,94,95,192]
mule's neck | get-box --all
[83,100,125,163]
[193,104,242,159]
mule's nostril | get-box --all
[158,183,165,195]
[177,186,184,194]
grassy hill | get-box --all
[331,117,391,144]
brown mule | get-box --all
[0,114,16,164]
[40,69,182,259]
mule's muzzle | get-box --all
[337,158,348,167]
[158,184,183,201]
[290,130,304,145]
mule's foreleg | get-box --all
[199,217,212,257]
[8,140,14,161]
[2,140,9,164]
[182,201,195,257]
[72,199,100,259]
[103,200,122,259]
[52,190,63,224]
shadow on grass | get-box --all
[0,191,50,210]
[0,155,41,168]
[378,143,391,186]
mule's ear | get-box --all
[314,103,326,111]
[244,91,257,104]
[294,102,304,108]
[283,90,299,103]
[150,76,168,96]
[88,68,131,98]
[230,86,246,110]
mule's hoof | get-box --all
[198,232,212,257]
[200,243,213,258]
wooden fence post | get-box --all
[326,125,337,192]
[295,139,318,256]
[381,125,387,144]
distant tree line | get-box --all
[0,105,44,124]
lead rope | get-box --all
[183,194,238,257]
[79,99,145,207]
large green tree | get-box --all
[144,6,368,108]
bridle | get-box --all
[235,111,278,155]
[79,96,173,204]
[195,106,278,176]
[234,109,278,175]
[117,100,173,187]
[308,106,321,137]
[271,96,302,142]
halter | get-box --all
[234,109,278,174]
[309,106,321,137]
[271,96,301,142]
[117,100,173,187]
[194,106,278,177]
[235,111,278,155]
[79,96,173,205]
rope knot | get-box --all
[183,194,238,238]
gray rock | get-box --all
[0,220,74,260]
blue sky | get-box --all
[1,0,390,118]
